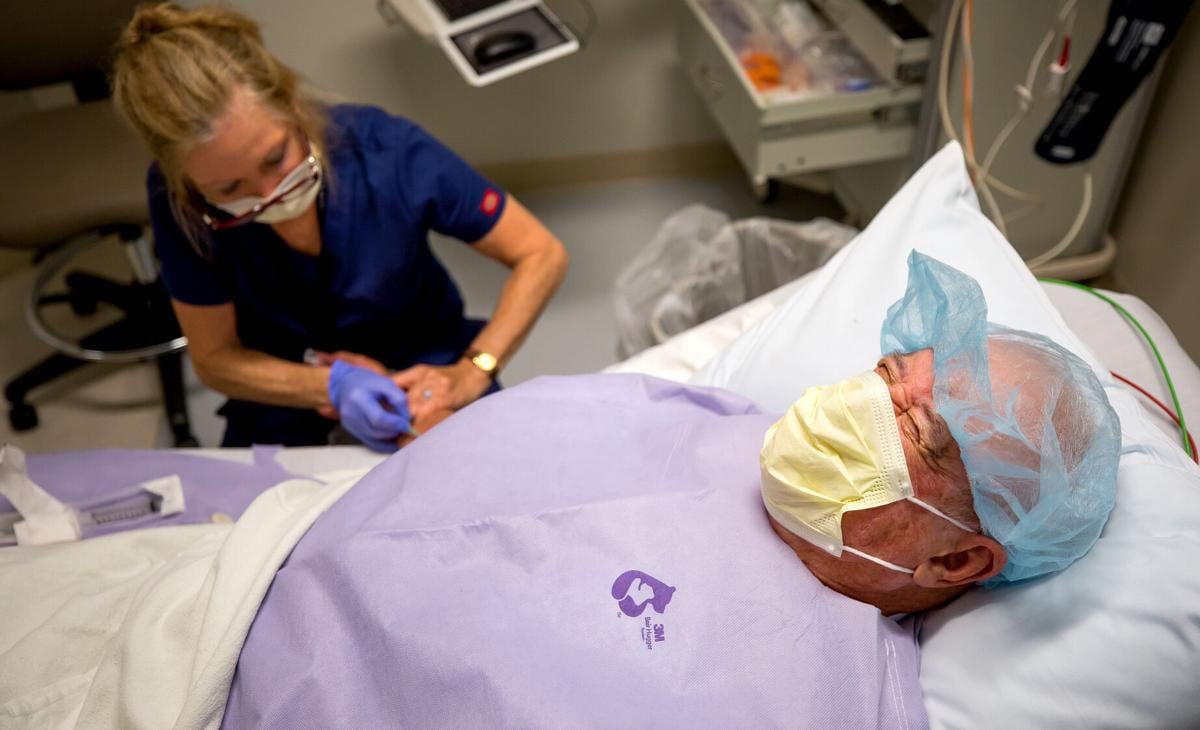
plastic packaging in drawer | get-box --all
[698,0,880,97]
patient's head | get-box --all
[765,348,998,614]
[764,335,1119,615]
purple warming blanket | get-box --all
[0,447,296,539]
[225,374,928,728]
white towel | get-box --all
[0,473,360,729]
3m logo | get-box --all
[613,570,676,651]
[611,570,675,618]
[480,189,501,216]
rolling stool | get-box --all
[6,223,196,447]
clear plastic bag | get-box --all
[614,205,858,358]
[800,34,878,92]
[697,0,880,95]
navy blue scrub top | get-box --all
[149,103,506,373]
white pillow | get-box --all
[691,142,1200,729]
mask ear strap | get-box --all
[843,546,915,574]
[908,496,978,534]
[842,500,978,576]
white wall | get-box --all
[197,0,724,165]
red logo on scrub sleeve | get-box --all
[480,189,500,216]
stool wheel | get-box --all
[9,404,38,431]
[750,176,780,204]
[69,292,99,316]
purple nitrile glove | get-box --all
[328,360,412,452]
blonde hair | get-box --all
[111,3,329,250]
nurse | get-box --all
[110,4,568,450]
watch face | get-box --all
[473,352,498,373]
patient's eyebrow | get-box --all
[878,355,896,380]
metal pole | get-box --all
[909,0,952,174]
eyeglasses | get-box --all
[201,153,322,231]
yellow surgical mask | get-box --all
[760,370,975,574]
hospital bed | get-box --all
[3,143,1198,728]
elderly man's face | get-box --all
[769,349,1007,615]
[874,350,972,508]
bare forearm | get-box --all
[392,199,567,414]
[470,240,567,366]
[194,346,331,408]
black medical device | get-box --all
[1035,0,1195,165]
[431,0,507,21]
[377,0,579,86]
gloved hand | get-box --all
[328,360,411,452]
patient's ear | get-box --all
[912,534,1007,588]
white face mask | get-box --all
[210,153,323,225]
[760,370,977,574]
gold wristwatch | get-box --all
[466,349,500,378]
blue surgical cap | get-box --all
[881,252,1120,583]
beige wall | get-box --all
[191,0,724,166]
[932,0,1156,263]
[0,89,33,121]
[1111,10,1200,360]
[0,1,731,278]
[0,91,36,277]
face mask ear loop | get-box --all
[841,500,977,576]
[907,496,978,534]
[842,546,916,574]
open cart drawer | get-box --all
[676,0,926,183]
[809,0,931,85]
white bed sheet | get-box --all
[187,445,388,479]
[0,471,361,728]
